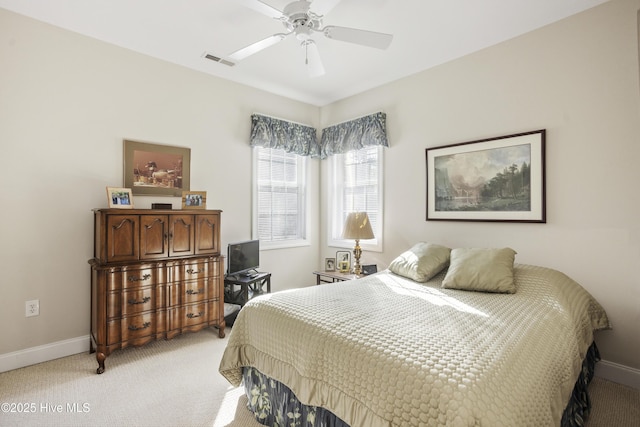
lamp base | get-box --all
[352,239,363,275]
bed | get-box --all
[219,245,610,426]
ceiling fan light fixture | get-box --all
[294,22,314,41]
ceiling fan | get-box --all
[228,0,393,77]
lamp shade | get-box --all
[341,212,375,240]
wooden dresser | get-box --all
[89,208,224,374]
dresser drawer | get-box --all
[167,278,215,306]
[107,311,165,345]
[172,258,221,282]
[107,286,165,319]
[167,301,219,331]
[183,302,209,327]
[122,266,164,289]
[103,265,165,291]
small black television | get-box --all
[227,239,260,277]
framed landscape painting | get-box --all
[425,130,546,222]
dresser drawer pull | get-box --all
[186,289,204,295]
[128,322,151,331]
[186,268,203,275]
[128,273,151,282]
[186,311,204,319]
[128,296,151,305]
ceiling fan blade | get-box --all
[323,26,393,49]
[303,41,325,77]
[310,0,343,16]
[236,0,283,19]
[228,33,288,62]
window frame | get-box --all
[252,146,310,250]
[327,145,384,252]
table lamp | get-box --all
[341,212,375,275]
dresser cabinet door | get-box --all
[140,215,169,259]
[169,215,195,257]
[105,215,139,262]
[195,214,220,255]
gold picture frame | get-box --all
[123,139,190,197]
[181,191,206,209]
[336,251,351,273]
[106,187,134,209]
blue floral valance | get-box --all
[320,112,388,158]
[250,114,320,157]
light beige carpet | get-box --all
[588,376,640,427]
[0,329,637,426]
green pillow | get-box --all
[442,248,517,293]
[388,243,451,282]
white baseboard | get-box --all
[596,359,640,390]
[0,335,90,374]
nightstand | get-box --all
[312,271,360,285]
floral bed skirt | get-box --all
[242,342,601,427]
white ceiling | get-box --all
[0,0,608,106]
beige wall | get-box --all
[0,8,320,356]
[1,0,639,378]
[321,0,640,372]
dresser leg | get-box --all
[96,352,106,374]
[218,322,226,338]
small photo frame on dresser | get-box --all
[106,187,134,209]
[182,191,206,209]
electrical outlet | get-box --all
[25,299,39,317]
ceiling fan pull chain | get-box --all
[305,42,309,65]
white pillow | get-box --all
[388,242,451,282]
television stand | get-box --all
[224,272,271,310]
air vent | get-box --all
[203,53,235,67]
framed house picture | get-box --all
[426,130,546,222]
[123,139,190,197]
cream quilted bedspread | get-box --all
[219,265,610,427]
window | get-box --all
[328,145,383,251]
[253,146,309,249]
